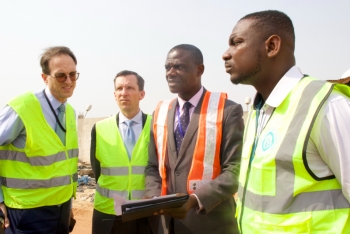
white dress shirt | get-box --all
[255,66,350,202]
[174,86,203,131]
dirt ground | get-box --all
[71,189,94,234]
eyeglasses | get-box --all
[49,72,80,83]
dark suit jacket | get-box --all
[145,89,244,234]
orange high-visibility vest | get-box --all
[153,91,227,195]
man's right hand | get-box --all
[0,202,9,230]
[154,194,197,220]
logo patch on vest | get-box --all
[69,120,76,131]
[261,132,275,152]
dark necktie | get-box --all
[56,104,66,145]
[174,102,192,152]
[124,120,135,159]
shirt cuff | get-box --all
[192,194,203,214]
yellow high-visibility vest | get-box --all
[94,115,151,215]
[237,77,350,233]
[0,92,78,208]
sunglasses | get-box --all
[49,72,80,83]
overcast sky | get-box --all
[1,1,349,117]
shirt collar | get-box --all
[45,87,66,110]
[254,66,304,109]
[177,86,203,109]
[119,109,142,124]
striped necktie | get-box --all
[174,102,192,152]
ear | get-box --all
[139,90,145,100]
[197,64,204,76]
[41,73,49,84]
[265,35,281,58]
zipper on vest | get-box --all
[66,147,74,195]
[128,162,132,200]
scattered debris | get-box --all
[78,169,94,177]
[77,162,96,203]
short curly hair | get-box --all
[241,10,295,51]
[168,44,203,65]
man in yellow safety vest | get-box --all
[0,46,79,234]
[91,70,154,234]
[222,10,350,233]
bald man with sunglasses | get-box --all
[0,46,79,234]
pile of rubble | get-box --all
[76,162,96,203]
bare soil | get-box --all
[71,189,95,234]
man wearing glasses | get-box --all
[0,46,79,234]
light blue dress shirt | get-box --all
[0,87,66,202]
[118,109,143,143]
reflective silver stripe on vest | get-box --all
[202,92,221,180]
[242,108,254,144]
[96,184,128,199]
[101,166,146,176]
[0,148,78,166]
[132,166,146,175]
[101,167,129,176]
[155,99,173,175]
[1,172,78,189]
[68,149,79,159]
[243,80,350,214]
[132,190,145,199]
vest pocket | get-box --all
[249,165,276,196]
[252,212,312,233]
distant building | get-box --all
[78,112,85,119]
[77,117,106,163]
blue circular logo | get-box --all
[262,132,274,151]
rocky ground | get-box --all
[71,162,96,234]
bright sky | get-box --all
[1,1,349,117]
